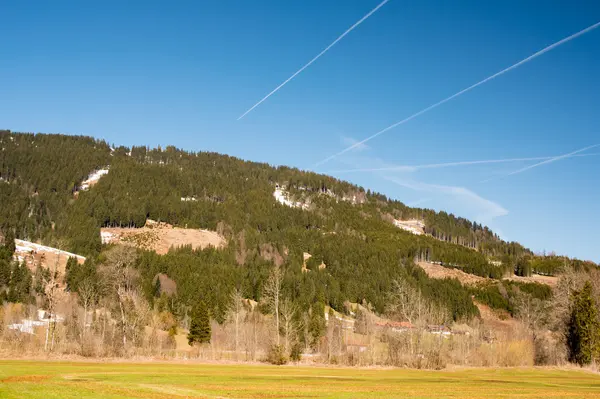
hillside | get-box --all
[1,131,596,307]
[0,130,598,367]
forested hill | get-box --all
[0,130,519,254]
[0,130,596,321]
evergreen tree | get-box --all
[308,302,326,350]
[567,281,600,365]
[515,257,532,277]
[0,245,12,289]
[153,277,162,298]
[2,131,594,326]
[188,300,211,345]
[4,230,16,254]
[7,262,32,303]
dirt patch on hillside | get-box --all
[153,273,177,295]
[475,302,520,336]
[260,243,285,267]
[417,262,488,285]
[418,262,558,287]
[14,239,85,273]
[101,221,225,255]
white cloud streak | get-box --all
[480,144,600,183]
[237,0,390,120]
[328,152,600,174]
[314,20,600,167]
[384,175,509,223]
[333,153,509,223]
[340,135,370,152]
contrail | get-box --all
[480,144,600,183]
[314,20,600,167]
[237,0,390,120]
[328,153,600,174]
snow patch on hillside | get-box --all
[341,193,366,205]
[14,239,86,262]
[273,185,309,210]
[80,167,110,190]
[273,184,366,209]
[393,219,425,235]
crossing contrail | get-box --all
[314,20,600,167]
[237,0,390,120]
[480,144,600,183]
[327,153,600,174]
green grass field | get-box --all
[1,360,599,399]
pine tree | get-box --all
[567,281,600,365]
[188,300,211,345]
[308,302,326,350]
[515,257,532,277]
[153,277,162,298]
[7,262,32,303]
[4,230,15,254]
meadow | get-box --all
[1,360,599,398]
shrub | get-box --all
[266,344,288,365]
[289,343,302,363]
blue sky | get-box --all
[1,0,599,261]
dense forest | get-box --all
[1,130,598,364]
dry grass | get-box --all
[0,360,599,398]
[475,302,518,331]
[417,262,488,285]
[417,262,558,287]
[14,240,85,273]
[102,225,225,254]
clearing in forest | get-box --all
[475,302,520,334]
[417,261,558,287]
[0,360,598,399]
[417,261,488,285]
[101,220,225,254]
[13,239,85,273]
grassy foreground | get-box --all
[1,360,599,399]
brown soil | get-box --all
[417,262,558,287]
[14,240,85,273]
[102,223,225,255]
[475,302,520,335]
[417,262,488,285]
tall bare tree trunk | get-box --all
[253,311,258,361]
[50,320,56,351]
[264,265,283,347]
[45,323,50,352]
[81,302,88,353]
[275,289,280,346]
[102,309,107,346]
[119,293,127,348]
[230,288,243,360]
[235,309,239,359]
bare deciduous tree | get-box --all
[43,258,64,352]
[229,287,244,358]
[386,279,424,325]
[78,277,98,350]
[280,299,298,354]
[100,245,140,350]
[263,264,283,346]
[514,292,548,335]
